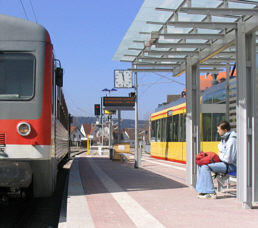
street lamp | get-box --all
[102,88,117,96]
[100,88,117,148]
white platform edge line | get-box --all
[65,158,95,228]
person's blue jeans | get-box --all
[196,162,236,194]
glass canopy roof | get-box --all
[113,0,258,75]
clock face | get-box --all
[114,70,133,88]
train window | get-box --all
[0,53,35,100]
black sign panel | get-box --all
[103,97,135,107]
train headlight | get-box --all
[17,122,31,136]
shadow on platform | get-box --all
[75,156,187,196]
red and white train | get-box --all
[0,15,70,197]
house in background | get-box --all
[70,126,84,147]
[80,123,92,140]
[80,123,97,146]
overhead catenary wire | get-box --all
[139,81,180,86]
[138,77,163,99]
[153,72,185,86]
[29,0,38,23]
[138,72,185,99]
[19,0,29,20]
[62,88,90,116]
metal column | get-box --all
[226,64,230,122]
[108,116,112,147]
[118,110,121,143]
[101,97,104,146]
[186,57,200,186]
[134,71,140,168]
[253,42,258,203]
[236,21,257,208]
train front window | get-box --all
[0,53,35,100]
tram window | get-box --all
[178,114,183,142]
[0,53,35,100]
[202,114,212,141]
[179,114,186,141]
[167,116,173,142]
[213,90,226,104]
[151,121,156,141]
[172,115,179,142]
[161,118,167,142]
[155,119,161,142]
[203,94,213,104]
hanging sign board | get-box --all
[103,97,135,107]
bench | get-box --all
[215,171,237,193]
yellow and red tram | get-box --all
[150,78,236,164]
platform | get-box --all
[59,153,258,228]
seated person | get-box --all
[196,121,237,199]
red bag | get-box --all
[195,152,221,166]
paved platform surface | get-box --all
[59,154,258,228]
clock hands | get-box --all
[114,70,132,88]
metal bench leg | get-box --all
[216,175,229,192]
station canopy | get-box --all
[113,0,258,76]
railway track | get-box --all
[0,158,72,228]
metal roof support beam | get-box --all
[136,57,186,62]
[186,56,200,187]
[128,48,143,51]
[180,7,258,17]
[144,50,199,55]
[124,54,138,57]
[200,63,235,67]
[160,33,225,40]
[168,21,237,30]
[236,21,258,208]
[216,51,236,56]
[147,21,237,29]
[155,43,210,49]
[198,69,224,73]
[217,0,258,6]
[173,14,258,76]
[134,63,181,67]
[128,68,174,73]
[208,57,235,61]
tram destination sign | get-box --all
[103,96,135,107]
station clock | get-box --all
[114,70,133,88]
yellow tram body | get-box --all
[150,101,222,164]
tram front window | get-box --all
[0,53,35,100]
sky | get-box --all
[0,0,186,120]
